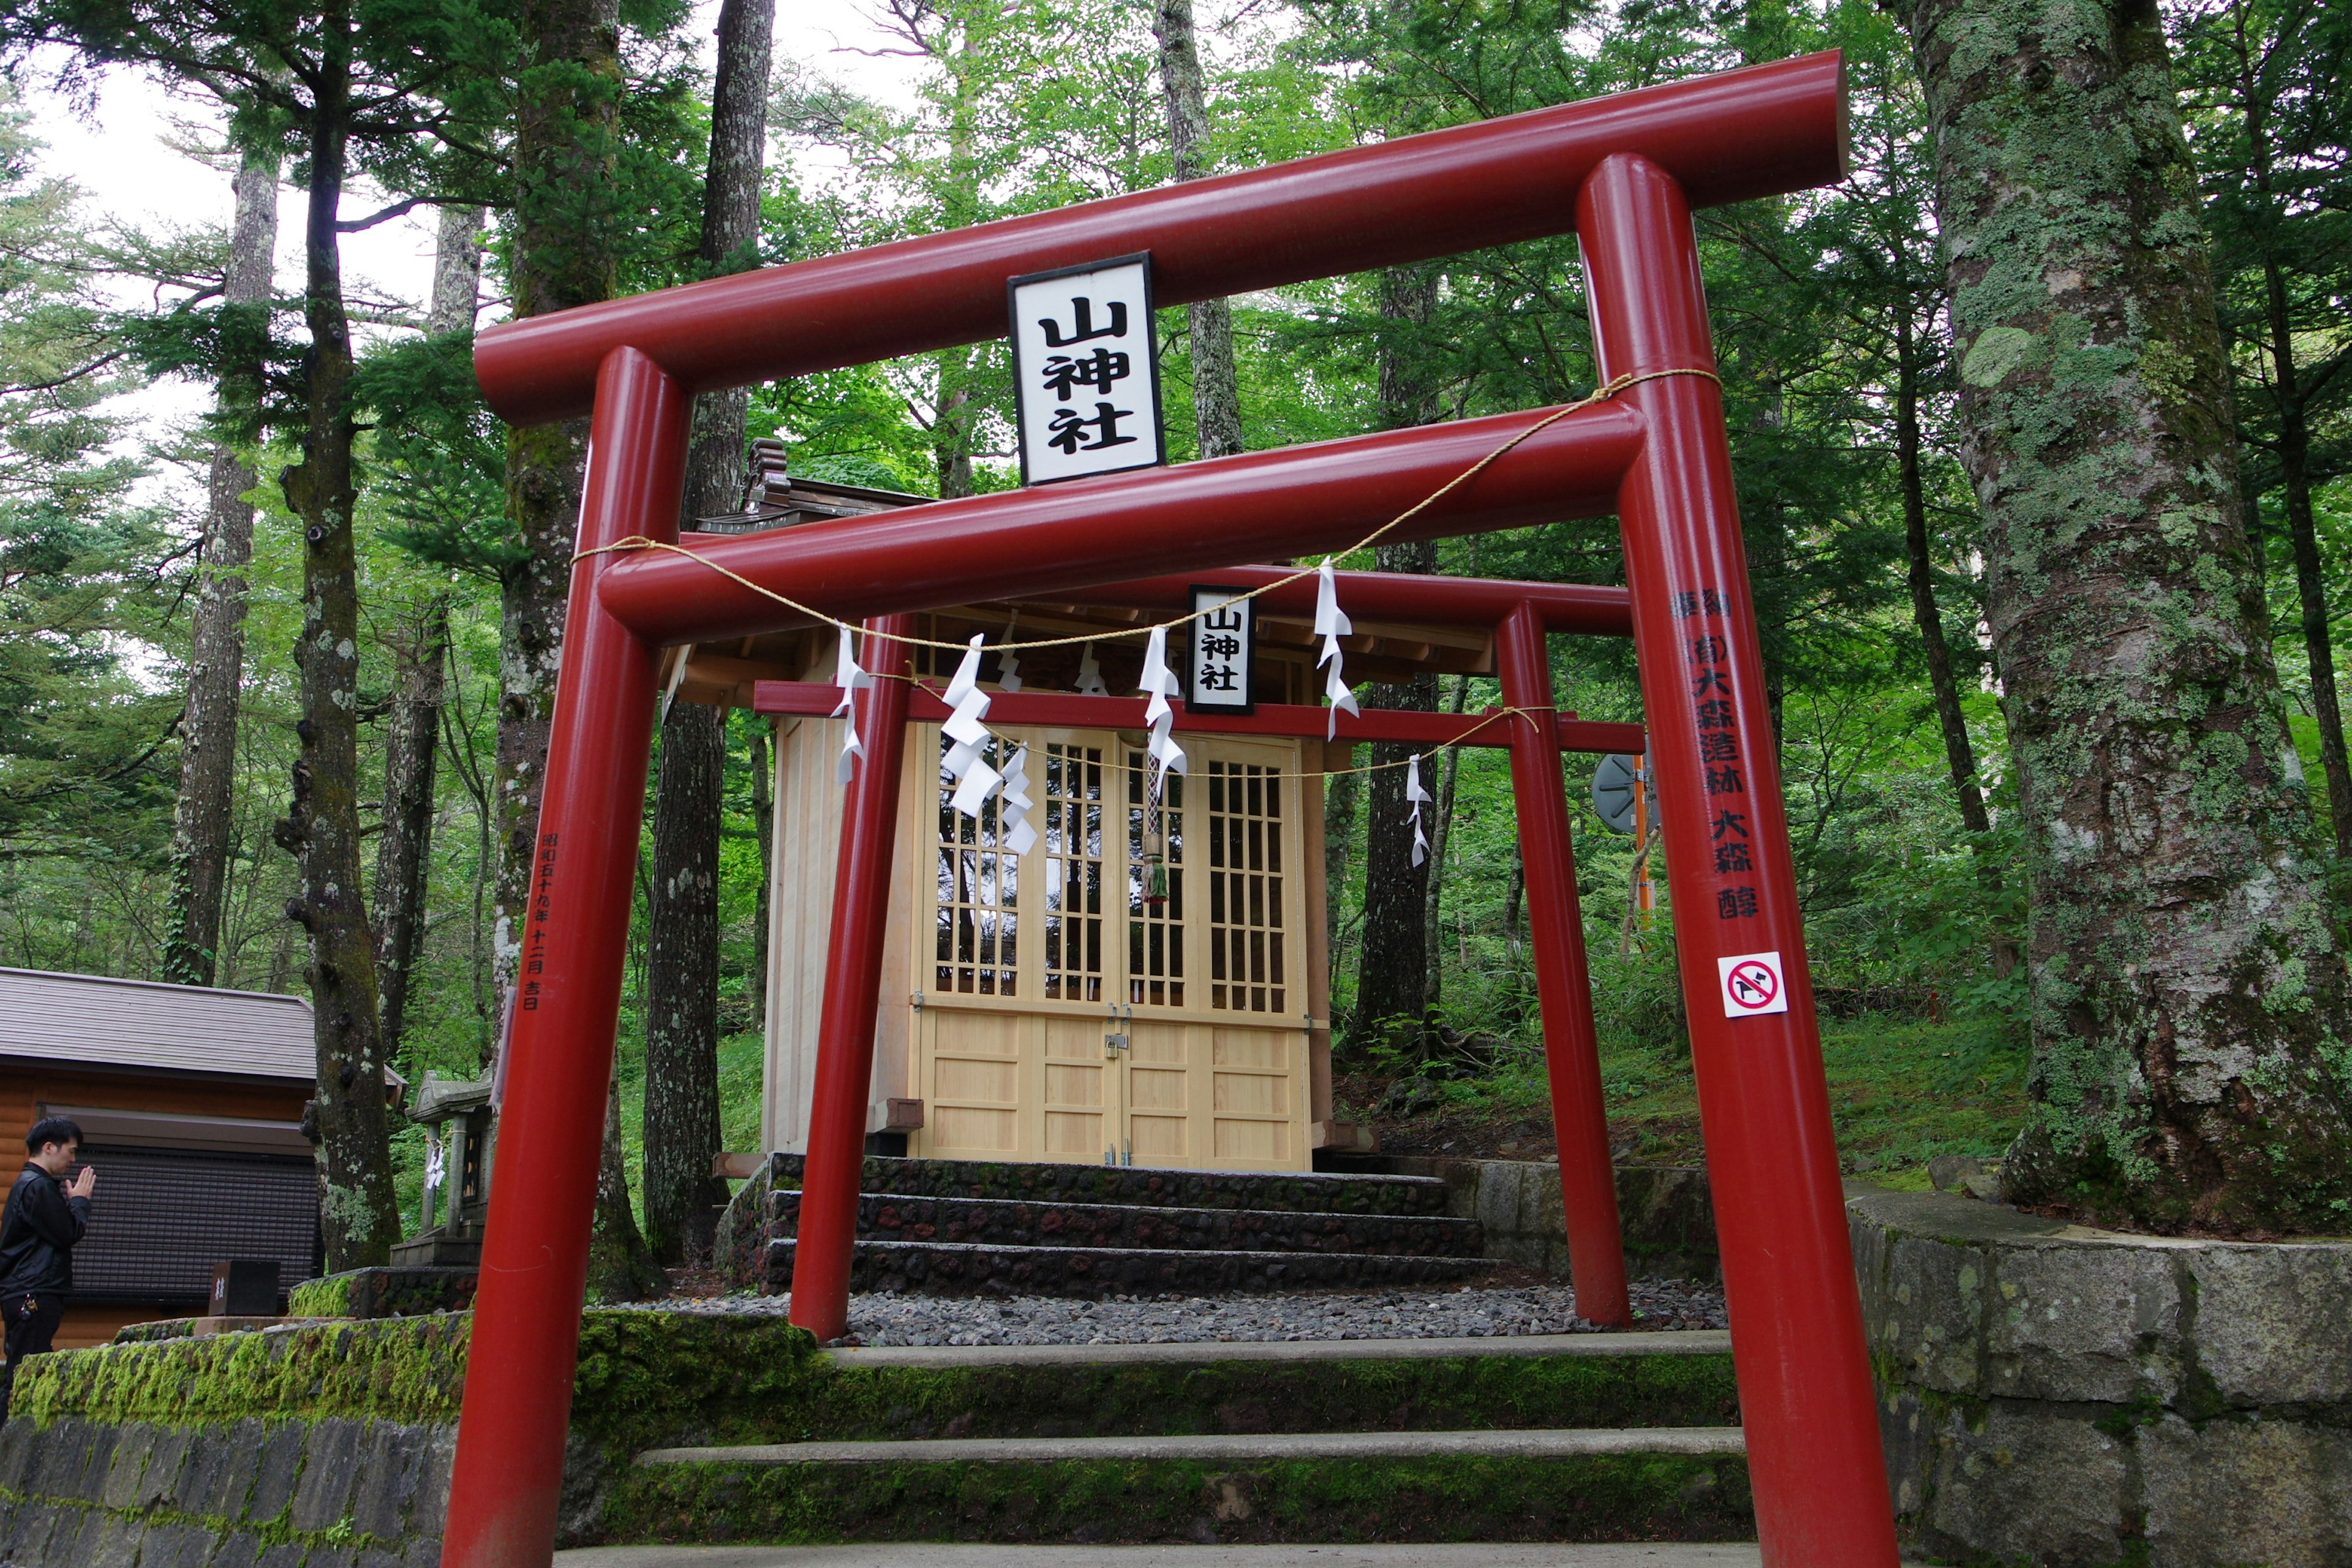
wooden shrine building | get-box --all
[671,449,1640,1175]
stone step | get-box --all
[770,1331,1740,1442]
[764,1238,1495,1298]
[756,1153,1452,1216]
[605,1427,1752,1546]
[765,1191,1486,1257]
[560,1547,1792,1568]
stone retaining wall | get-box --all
[0,1311,816,1568]
[1849,1185,2352,1566]
[1338,1159,1721,1281]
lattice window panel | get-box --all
[1207,760,1287,1013]
[1042,742,1106,1003]
[934,736,1018,995]
[1125,755,1185,1008]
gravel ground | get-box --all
[647,1278,1726,1347]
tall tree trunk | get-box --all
[643,0,774,1265]
[497,0,627,1007]
[162,151,277,988]
[502,0,660,1284]
[1152,0,1243,459]
[374,598,450,1063]
[1421,675,1469,1004]
[1898,0,2352,1232]
[274,36,401,1271]
[428,203,483,336]
[366,211,479,1061]
[2230,33,2352,856]
[1323,760,1358,995]
[586,1056,665,1300]
[2268,266,2349,857]
[750,718,774,1034]
[1896,308,1991,841]
[644,704,726,1262]
[1348,265,1444,1054]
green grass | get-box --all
[1598,1011,2028,1172]
[1346,1011,2027,1177]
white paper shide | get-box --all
[1011,255,1164,484]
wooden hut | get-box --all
[0,968,320,1346]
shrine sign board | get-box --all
[1186,585,1256,714]
[1009,254,1165,484]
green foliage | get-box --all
[9,1309,818,1447]
[0,99,181,888]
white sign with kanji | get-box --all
[1009,254,1166,484]
[1717,950,1789,1017]
[1187,586,1255,713]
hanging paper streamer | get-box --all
[1139,625,1189,783]
[1404,752,1431,867]
[940,634,1001,816]
[832,626,875,784]
[1316,558,1359,740]
[423,1132,446,1198]
[1075,643,1110,697]
[996,614,1024,693]
[1000,744,1038,856]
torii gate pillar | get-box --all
[1583,153,1894,1559]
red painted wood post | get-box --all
[440,345,692,1568]
[1578,151,1899,1567]
[1493,600,1630,1327]
[788,615,917,1341]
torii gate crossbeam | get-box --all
[444,50,1899,1568]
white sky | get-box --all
[18,0,925,516]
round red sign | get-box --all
[1726,959,1780,1011]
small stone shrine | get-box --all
[391,1072,495,1268]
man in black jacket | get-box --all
[0,1117,94,1419]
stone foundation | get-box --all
[1849,1185,2352,1566]
[1324,1158,1721,1281]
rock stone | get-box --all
[2139,1414,2352,1567]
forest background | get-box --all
[0,0,2345,1273]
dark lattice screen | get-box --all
[65,1148,318,1306]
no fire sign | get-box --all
[1717,950,1789,1017]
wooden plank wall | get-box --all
[762,663,922,1155]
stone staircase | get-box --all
[597,1330,1751,1547]
[719,1153,1497,1297]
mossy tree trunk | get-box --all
[162,151,276,988]
[1348,266,1443,1056]
[643,0,774,1266]
[274,15,402,1269]
[503,0,663,1293]
[373,597,448,1063]
[1898,0,2352,1231]
[495,0,629,1011]
[1152,0,1243,460]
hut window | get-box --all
[1042,742,1106,1002]
[1125,754,1185,1008]
[935,736,1018,995]
[1206,760,1286,1014]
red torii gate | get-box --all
[445,48,1899,1568]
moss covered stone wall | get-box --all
[0,1310,817,1567]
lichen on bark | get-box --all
[1896,0,2352,1231]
